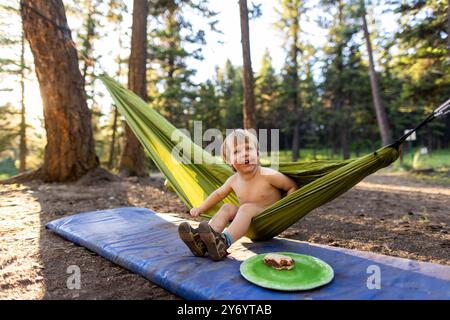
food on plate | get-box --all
[263,253,295,270]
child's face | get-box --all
[227,140,259,174]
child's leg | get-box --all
[208,203,239,233]
[198,203,262,261]
[225,203,264,245]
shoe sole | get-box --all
[178,222,205,257]
[198,221,225,261]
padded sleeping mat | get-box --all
[46,207,450,300]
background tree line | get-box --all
[0,0,449,182]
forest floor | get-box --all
[0,169,449,300]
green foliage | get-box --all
[319,0,369,158]
[191,80,222,131]
[148,0,218,128]
[255,49,281,130]
[0,157,17,179]
[216,60,244,129]
[0,103,19,153]
[385,0,450,146]
[1,0,449,175]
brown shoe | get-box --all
[178,222,207,257]
[198,221,229,261]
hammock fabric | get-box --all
[101,75,400,241]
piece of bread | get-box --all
[263,253,295,270]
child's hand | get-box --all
[190,207,202,217]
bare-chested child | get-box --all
[178,129,298,261]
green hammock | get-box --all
[100,75,447,241]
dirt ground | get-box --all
[0,170,449,300]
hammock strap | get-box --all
[390,98,450,149]
[20,1,102,73]
[20,1,72,39]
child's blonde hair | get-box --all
[221,129,259,164]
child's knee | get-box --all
[221,203,238,219]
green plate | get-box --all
[240,252,334,291]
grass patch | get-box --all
[393,148,450,171]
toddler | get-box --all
[178,129,297,261]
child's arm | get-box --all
[268,171,298,195]
[190,177,234,217]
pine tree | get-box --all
[391,0,450,149]
[106,0,128,170]
[360,1,393,145]
[191,80,222,139]
[254,49,280,131]
[320,0,361,159]
[119,0,148,177]
[274,0,304,161]
[298,46,321,159]
[148,0,218,129]
[239,0,257,130]
[216,60,244,130]
[0,2,29,173]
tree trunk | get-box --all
[108,106,119,169]
[118,0,148,177]
[108,34,123,170]
[284,132,289,156]
[289,4,301,162]
[19,30,27,173]
[167,50,175,123]
[332,131,339,156]
[239,0,257,130]
[361,7,393,146]
[165,3,177,124]
[334,0,349,160]
[341,127,349,160]
[428,129,433,158]
[447,2,450,52]
[291,122,300,162]
[21,0,98,182]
